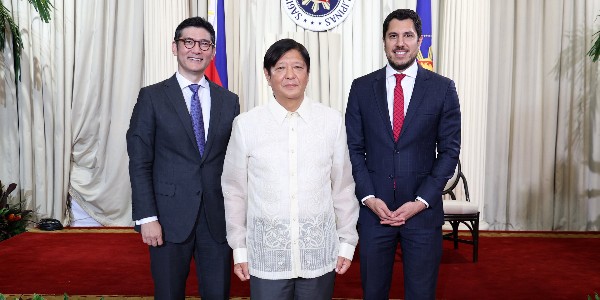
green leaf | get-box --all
[1,183,17,208]
[590,14,600,62]
[27,0,54,23]
[588,30,600,62]
[0,2,24,88]
[0,0,52,90]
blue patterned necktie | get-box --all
[189,84,205,157]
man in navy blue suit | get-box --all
[345,9,461,300]
[127,17,239,299]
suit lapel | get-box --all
[401,66,429,137]
[163,75,200,155]
[202,80,224,162]
[372,68,395,142]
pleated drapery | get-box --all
[0,0,598,230]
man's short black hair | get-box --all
[382,9,422,39]
[263,38,310,76]
[174,17,216,44]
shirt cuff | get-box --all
[135,216,158,225]
[233,248,248,264]
[360,195,375,205]
[416,196,429,208]
[338,242,356,261]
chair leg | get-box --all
[451,221,460,249]
[473,218,479,263]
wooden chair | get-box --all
[442,160,480,262]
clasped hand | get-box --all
[364,198,425,226]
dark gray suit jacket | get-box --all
[127,74,240,243]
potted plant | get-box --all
[0,181,33,242]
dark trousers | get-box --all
[149,204,232,300]
[359,223,442,300]
[250,271,336,300]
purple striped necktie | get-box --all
[189,84,205,157]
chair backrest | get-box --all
[442,160,470,202]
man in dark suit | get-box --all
[126,17,240,299]
[345,9,461,300]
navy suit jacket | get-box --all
[345,65,460,229]
[127,74,240,243]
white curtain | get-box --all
[67,0,144,226]
[226,0,413,112]
[486,0,600,230]
[0,0,73,222]
[1,0,598,230]
[437,0,490,229]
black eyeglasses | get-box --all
[176,38,214,51]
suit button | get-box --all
[395,150,400,154]
[388,175,394,179]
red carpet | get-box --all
[0,228,599,299]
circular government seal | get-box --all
[283,0,355,31]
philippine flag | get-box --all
[205,0,228,89]
[416,0,434,71]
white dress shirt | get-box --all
[385,61,418,125]
[222,97,359,280]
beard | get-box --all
[386,51,418,72]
